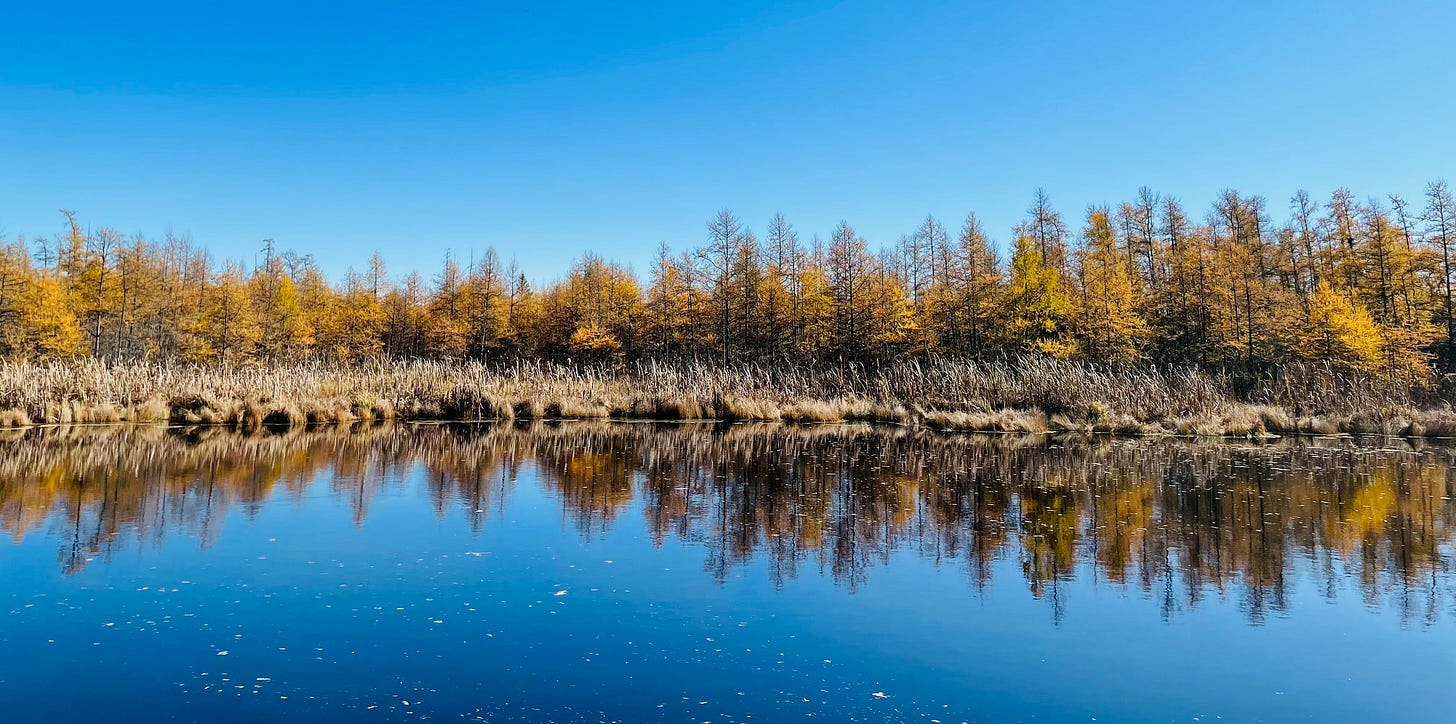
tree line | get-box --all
[3,182,1456,379]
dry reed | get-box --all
[0,357,1451,438]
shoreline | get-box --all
[4,416,1454,444]
[2,357,1452,439]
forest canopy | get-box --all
[3,183,1455,382]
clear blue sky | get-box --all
[2,0,1453,281]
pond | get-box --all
[1,422,1453,722]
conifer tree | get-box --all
[1002,235,1073,357]
[22,274,84,359]
[646,242,690,356]
[204,262,261,365]
[952,212,1002,356]
[1073,209,1147,361]
[0,238,32,355]
[1424,181,1456,368]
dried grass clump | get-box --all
[624,396,709,420]
[716,395,781,421]
[921,409,1049,434]
[781,400,849,423]
[513,399,546,419]
[545,398,611,419]
[0,409,31,428]
[1408,409,1456,438]
[1295,416,1343,435]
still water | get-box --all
[1,422,1453,722]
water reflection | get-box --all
[2,423,1453,624]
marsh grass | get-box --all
[0,357,1451,437]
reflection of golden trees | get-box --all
[1,424,1454,623]
[533,425,639,535]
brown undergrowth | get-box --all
[0,357,1451,438]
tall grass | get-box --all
[0,357,1451,436]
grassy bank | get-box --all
[0,357,1451,437]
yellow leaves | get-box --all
[563,255,643,351]
[423,305,469,358]
[7,198,1456,380]
[1035,338,1079,359]
[335,287,387,362]
[1073,209,1148,362]
[864,271,913,349]
[568,324,623,360]
[21,275,84,359]
[247,262,315,358]
[273,274,315,350]
[203,265,263,365]
[795,266,835,353]
[1302,281,1384,375]
[1003,235,1073,354]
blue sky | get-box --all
[2,0,1453,281]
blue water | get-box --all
[1,423,1452,722]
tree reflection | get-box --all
[1,424,1453,624]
